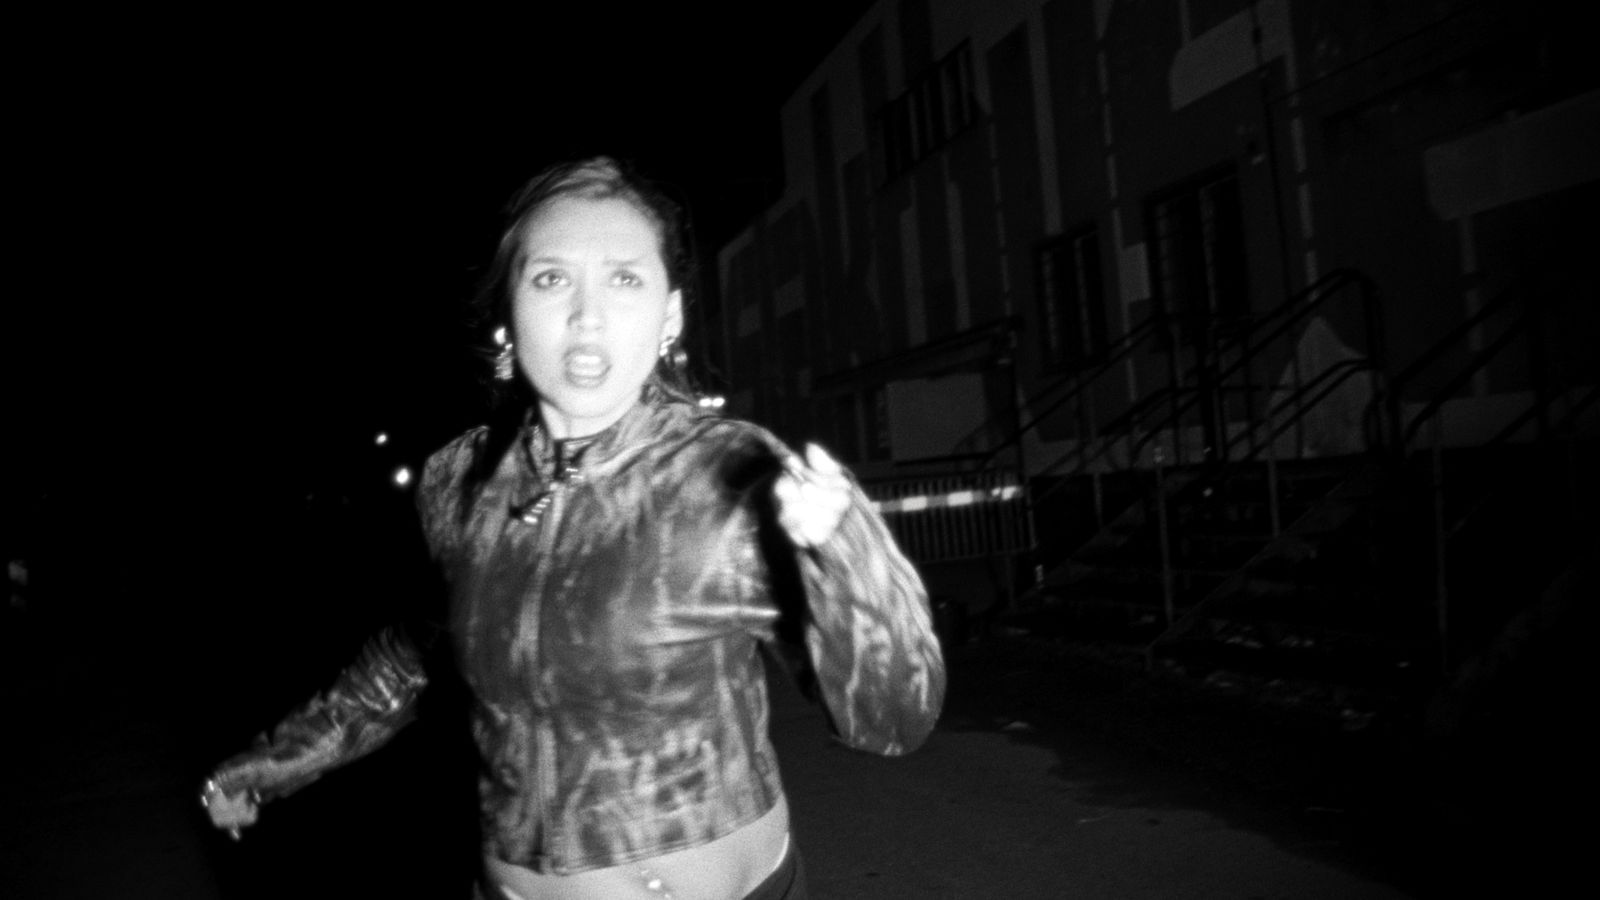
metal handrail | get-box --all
[950,314,1166,467]
[1400,302,1535,450]
[1125,269,1384,469]
[1380,280,1587,673]
[1025,270,1383,508]
[1227,358,1378,460]
[1389,283,1519,394]
[942,268,1383,496]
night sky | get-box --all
[7,7,874,628]
[11,6,872,503]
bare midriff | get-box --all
[483,793,790,900]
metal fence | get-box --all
[864,468,1033,565]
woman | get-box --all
[201,157,946,899]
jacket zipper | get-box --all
[529,468,579,864]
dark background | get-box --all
[6,8,882,896]
[8,5,876,625]
[6,9,1589,898]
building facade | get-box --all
[709,0,1597,482]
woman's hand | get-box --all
[774,443,852,548]
[200,777,259,840]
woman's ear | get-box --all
[663,289,685,344]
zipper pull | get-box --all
[511,491,554,525]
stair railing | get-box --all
[1386,282,1593,675]
[1123,270,1384,480]
[944,315,1166,466]
[946,270,1379,499]
[887,268,1385,614]
[1097,271,1385,637]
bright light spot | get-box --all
[392,466,413,488]
[877,483,1022,515]
[697,395,728,409]
[375,432,389,446]
[493,326,509,346]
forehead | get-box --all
[520,196,664,261]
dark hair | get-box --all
[463,157,700,495]
[471,155,698,407]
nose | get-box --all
[568,278,602,330]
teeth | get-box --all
[565,350,609,382]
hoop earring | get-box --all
[494,327,515,382]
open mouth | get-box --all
[563,346,611,387]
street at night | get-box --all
[7,2,1594,898]
[4,571,1586,897]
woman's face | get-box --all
[511,196,683,439]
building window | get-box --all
[1147,166,1248,344]
[874,42,977,183]
[1036,227,1108,372]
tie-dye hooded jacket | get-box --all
[211,397,945,874]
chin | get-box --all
[540,391,633,432]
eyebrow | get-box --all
[522,256,649,267]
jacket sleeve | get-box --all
[209,625,429,802]
[794,482,946,756]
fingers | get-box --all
[783,443,846,488]
[776,443,852,547]
[201,778,260,835]
[803,442,843,477]
[203,791,256,821]
[213,803,259,831]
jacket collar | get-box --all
[516,397,700,483]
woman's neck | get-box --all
[536,402,633,442]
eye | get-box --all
[611,270,643,288]
[530,269,568,289]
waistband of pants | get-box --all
[742,838,805,900]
